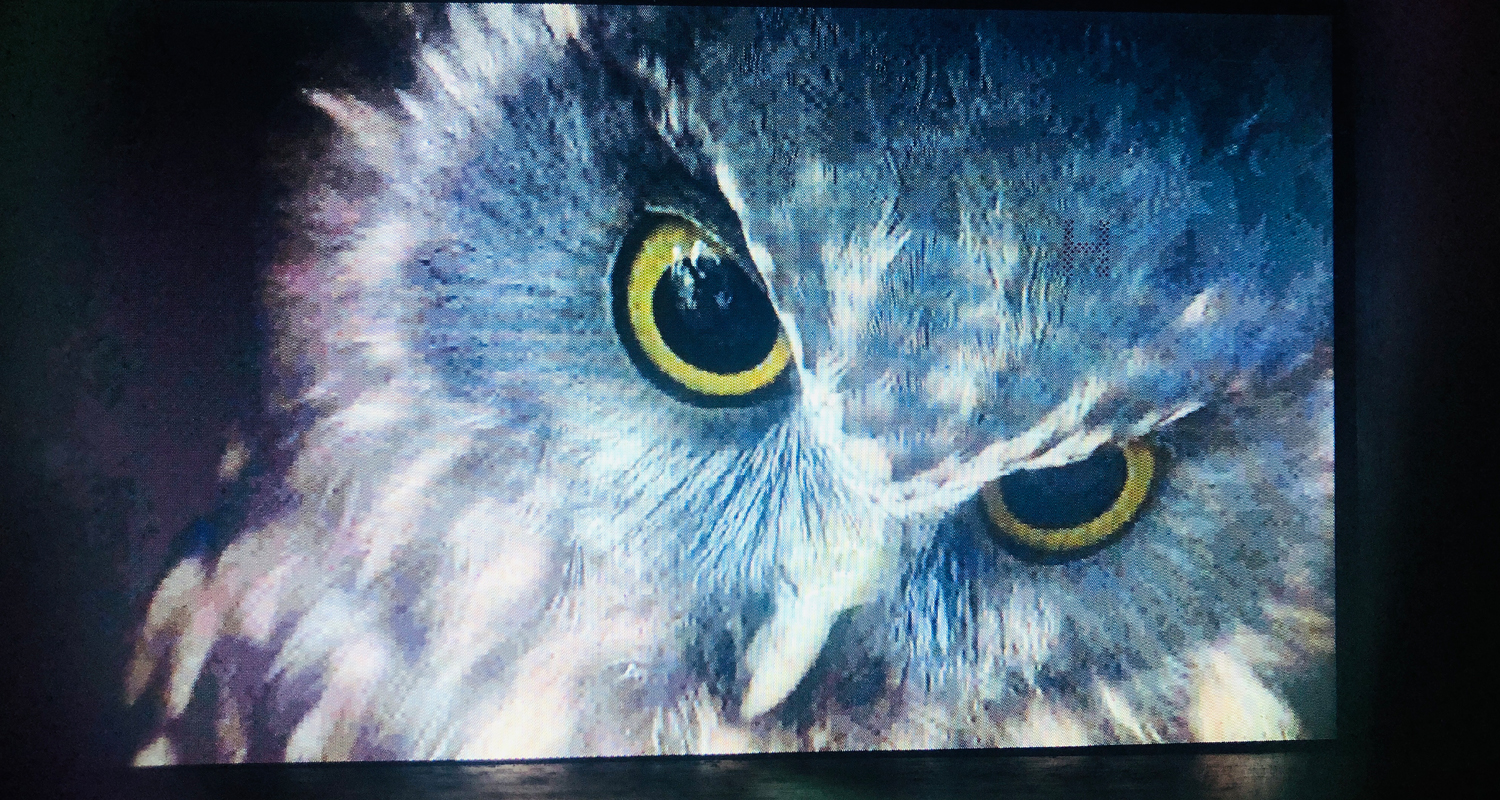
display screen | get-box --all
[113,4,1332,764]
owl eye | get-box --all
[979,438,1156,559]
[611,215,792,403]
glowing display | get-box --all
[121,5,1333,764]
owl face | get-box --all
[127,5,1332,763]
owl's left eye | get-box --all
[980,438,1157,560]
[611,215,792,404]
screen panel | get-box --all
[117,4,1333,764]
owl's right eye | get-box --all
[611,215,792,405]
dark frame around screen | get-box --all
[3,0,1491,796]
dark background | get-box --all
[0,1,1492,796]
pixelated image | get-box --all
[118,4,1333,763]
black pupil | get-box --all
[652,253,779,374]
[998,445,1128,529]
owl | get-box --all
[125,4,1333,764]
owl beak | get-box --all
[739,591,843,720]
[735,429,900,720]
[738,519,892,719]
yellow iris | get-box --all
[980,438,1156,554]
[621,218,791,397]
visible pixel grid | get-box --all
[124,5,1333,763]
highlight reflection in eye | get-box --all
[612,215,791,404]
